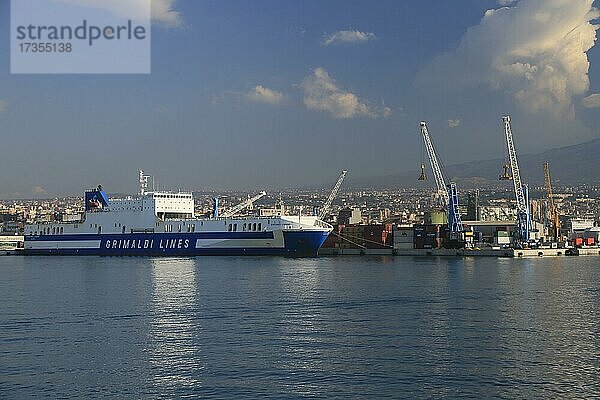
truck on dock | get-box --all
[0,235,24,255]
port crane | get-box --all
[544,162,560,241]
[499,116,530,245]
[318,170,347,220]
[220,191,267,218]
[418,121,464,235]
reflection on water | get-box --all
[277,258,322,300]
[148,258,203,392]
[1,256,599,398]
[484,259,592,396]
[274,258,333,397]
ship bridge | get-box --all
[148,191,194,220]
[137,170,194,220]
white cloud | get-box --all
[245,85,284,105]
[381,104,392,118]
[419,0,599,116]
[212,85,285,106]
[582,93,600,108]
[151,0,182,27]
[0,100,7,112]
[300,67,389,119]
[210,93,224,106]
[32,186,48,197]
[55,0,182,27]
[447,119,461,128]
[322,30,377,46]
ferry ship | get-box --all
[23,171,332,256]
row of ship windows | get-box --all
[164,224,197,233]
[160,222,263,233]
[34,222,265,236]
[155,221,204,227]
[229,223,262,232]
[112,207,192,211]
[36,226,64,235]
[155,194,191,199]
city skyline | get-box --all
[0,0,599,198]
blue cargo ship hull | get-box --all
[24,230,330,257]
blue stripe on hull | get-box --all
[24,247,290,256]
[24,230,331,257]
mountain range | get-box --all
[349,138,600,189]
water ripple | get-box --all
[1,256,599,398]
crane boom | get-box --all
[501,116,529,244]
[419,121,463,235]
[503,116,527,214]
[220,191,266,218]
[544,162,560,240]
[420,122,447,196]
[319,170,347,219]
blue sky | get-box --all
[0,0,599,197]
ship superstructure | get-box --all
[24,171,332,256]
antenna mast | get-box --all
[139,170,149,195]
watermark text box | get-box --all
[11,0,151,74]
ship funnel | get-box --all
[418,164,427,181]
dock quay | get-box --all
[320,223,599,258]
[320,247,591,258]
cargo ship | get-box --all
[23,171,332,256]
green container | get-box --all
[429,211,447,225]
